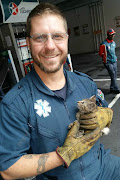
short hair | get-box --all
[26,2,68,37]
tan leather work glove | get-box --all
[56,121,101,168]
[79,106,113,130]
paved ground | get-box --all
[71,47,120,156]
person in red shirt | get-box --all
[99,29,120,94]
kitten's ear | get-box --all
[90,95,96,103]
[88,102,96,111]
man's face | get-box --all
[107,34,115,40]
[27,14,68,73]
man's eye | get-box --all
[36,35,44,40]
[33,34,47,42]
[53,34,63,40]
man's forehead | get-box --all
[30,14,66,32]
[31,13,63,22]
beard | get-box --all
[31,52,67,74]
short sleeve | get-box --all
[0,102,30,171]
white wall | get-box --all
[103,0,120,47]
[64,0,120,54]
[65,6,94,54]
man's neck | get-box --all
[34,64,66,91]
[106,38,114,43]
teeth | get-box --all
[43,55,57,58]
[46,56,54,58]
[45,56,55,58]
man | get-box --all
[0,3,119,180]
[99,28,120,94]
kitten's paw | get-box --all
[68,123,74,129]
[68,120,78,129]
[102,127,110,135]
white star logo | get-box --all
[34,99,51,118]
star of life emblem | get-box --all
[34,99,51,118]
[97,89,104,100]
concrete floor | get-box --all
[71,47,120,157]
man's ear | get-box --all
[26,37,30,49]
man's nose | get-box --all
[44,35,56,49]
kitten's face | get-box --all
[77,96,96,114]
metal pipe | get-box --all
[96,2,101,46]
[98,1,105,41]
[89,4,96,51]
[93,3,98,51]
[98,1,103,43]
[101,1,106,39]
[9,23,25,77]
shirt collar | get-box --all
[30,68,75,96]
[106,38,113,43]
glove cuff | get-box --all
[56,147,69,168]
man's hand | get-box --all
[56,121,101,168]
[79,106,113,130]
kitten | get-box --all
[69,95,110,137]
[76,95,97,117]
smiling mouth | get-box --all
[43,54,58,59]
[45,56,55,58]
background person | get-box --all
[0,3,119,180]
[99,28,120,94]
